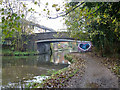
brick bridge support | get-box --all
[37,43,51,54]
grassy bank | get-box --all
[2,49,39,56]
[27,54,85,88]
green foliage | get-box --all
[56,8,60,11]
[112,65,120,75]
[47,69,57,75]
[2,49,13,56]
[34,1,37,5]
[52,4,58,7]
[1,12,21,39]
[86,2,120,55]
[64,54,74,63]
[1,6,23,51]
[65,2,120,56]
[14,51,30,56]
[2,49,38,56]
[0,1,37,52]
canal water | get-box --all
[2,50,71,88]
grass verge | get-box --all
[2,49,38,56]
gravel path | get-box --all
[66,53,119,88]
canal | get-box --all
[2,50,71,88]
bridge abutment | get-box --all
[37,43,51,54]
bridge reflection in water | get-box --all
[2,50,70,88]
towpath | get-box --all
[65,53,119,88]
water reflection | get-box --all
[2,50,70,88]
[52,50,69,64]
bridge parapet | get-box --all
[33,32,73,40]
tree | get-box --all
[1,0,69,51]
[65,2,120,55]
[0,0,40,51]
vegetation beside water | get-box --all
[2,49,38,56]
[64,54,74,63]
[26,54,85,88]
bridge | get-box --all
[26,32,76,54]
[3,20,91,54]
[20,20,90,54]
[3,20,75,54]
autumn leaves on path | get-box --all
[66,53,119,88]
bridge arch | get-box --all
[35,38,78,54]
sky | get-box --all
[0,0,72,32]
[21,0,68,32]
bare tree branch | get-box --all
[48,2,84,19]
[8,1,14,14]
[65,3,104,28]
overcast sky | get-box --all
[0,0,69,32]
[22,0,67,31]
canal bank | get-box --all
[2,50,119,88]
[2,49,39,56]
[29,53,86,88]
[29,52,119,88]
